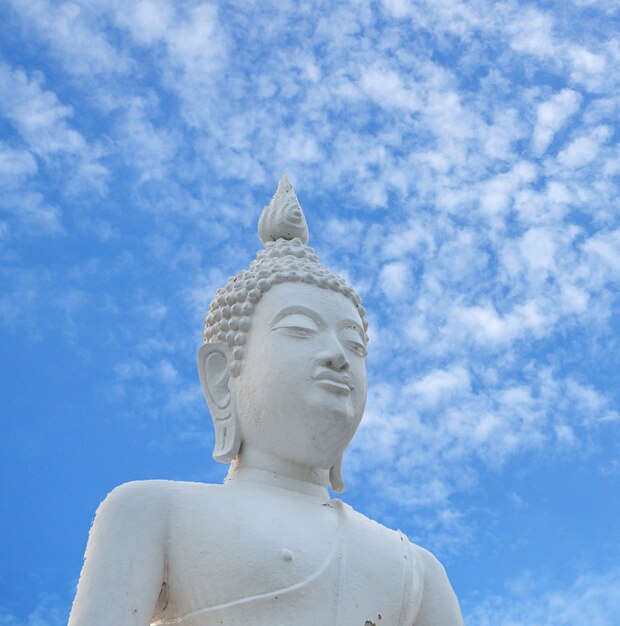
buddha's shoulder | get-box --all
[344,506,459,612]
[339,500,403,540]
[98,479,226,514]
[338,502,409,554]
[340,502,439,572]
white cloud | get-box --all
[360,66,421,111]
[163,3,227,82]
[115,97,181,182]
[121,0,174,45]
[583,228,620,286]
[404,365,471,408]
[1,192,63,235]
[0,142,62,234]
[508,8,557,58]
[533,89,581,154]
[0,61,108,196]
[479,162,537,219]
[0,63,86,157]
[381,218,438,259]
[0,144,37,181]
[569,45,607,90]
[379,261,411,300]
[464,567,620,626]
[349,362,619,522]
[116,2,229,129]
[513,180,573,224]
[500,226,569,288]
[0,63,109,235]
[7,0,130,75]
[557,125,612,169]
[0,595,66,626]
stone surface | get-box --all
[68,176,465,625]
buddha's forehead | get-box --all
[252,282,363,330]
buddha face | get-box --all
[230,281,368,470]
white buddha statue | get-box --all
[69,176,464,626]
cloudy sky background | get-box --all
[1,0,619,623]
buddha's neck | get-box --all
[225,447,331,500]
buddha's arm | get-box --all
[68,481,169,626]
[412,547,465,626]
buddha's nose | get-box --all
[319,339,350,372]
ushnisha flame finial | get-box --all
[258,174,309,245]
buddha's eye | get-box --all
[345,340,367,357]
[271,313,319,337]
[273,325,316,338]
[340,325,367,357]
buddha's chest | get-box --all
[164,488,341,616]
[157,486,414,626]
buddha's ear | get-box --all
[197,342,240,463]
[329,454,345,493]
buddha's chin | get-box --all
[310,393,362,428]
[272,410,359,469]
[236,389,363,467]
[302,413,360,463]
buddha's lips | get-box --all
[313,371,353,391]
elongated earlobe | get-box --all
[329,454,345,493]
[197,343,241,463]
[211,404,241,463]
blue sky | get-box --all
[1,0,619,623]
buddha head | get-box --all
[198,176,368,492]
